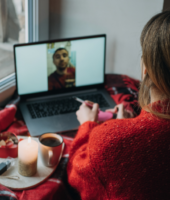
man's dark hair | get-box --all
[52,48,68,60]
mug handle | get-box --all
[48,150,53,166]
[58,143,65,162]
[48,143,65,166]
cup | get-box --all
[39,133,64,167]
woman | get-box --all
[67,11,170,200]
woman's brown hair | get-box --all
[139,11,170,119]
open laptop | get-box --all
[14,34,116,137]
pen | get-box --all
[74,97,97,109]
[73,97,117,120]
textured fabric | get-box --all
[105,74,140,116]
[67,99,170,200]
[0,74,141,200]
[0,74,139,135]
[0,106,16,132]
[0,136,75,200]
[0,184,17,200]
[13,136,75,200]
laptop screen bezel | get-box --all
[14,34,106,101]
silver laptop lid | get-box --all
[14,34,106,99]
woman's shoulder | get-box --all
[88,109,170,169]
[91,110,145,134]
[89,109,170,150]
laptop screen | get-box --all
[14,35,105,95]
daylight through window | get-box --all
[0,0,25,80]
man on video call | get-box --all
[48,48,75,90]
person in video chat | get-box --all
[67,11,170,200]
[48,48,75,90]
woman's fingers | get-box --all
[106,104,134,119]
[76,102,99,124]
[92,103,99,122]
[76,102,134,123]
[105,108,116,113]
[116,104,125,119]
[92,103,99,112]
[105,104,121,113]
[125,110,134,118]
[85,100,94,106]
[92,103,99,115]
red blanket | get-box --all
[0,74,140,200]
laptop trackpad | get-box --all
[24,113,79,137]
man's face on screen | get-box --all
[53,49,69,71]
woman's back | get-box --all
[67,11,170,200]
[67,100,170,200]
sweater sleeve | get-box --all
[86,115,170,199]
[67,110,170,200]
[68,121,98,157]
[67,121,108,200]
[67,117,141,199]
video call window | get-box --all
[47,41,76,90]
[15,37,105,95]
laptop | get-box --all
[14,34,116,137]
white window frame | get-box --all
[25,0,49,42]
[0,0,49,105]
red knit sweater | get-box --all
[67,100,170,200]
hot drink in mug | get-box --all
[39,133,64,167]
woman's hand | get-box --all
[106,104,134,119]
[76,101,99,125]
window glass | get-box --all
[0,0,25,80]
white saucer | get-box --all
[0,136,63,190]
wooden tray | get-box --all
[0,136,64,190]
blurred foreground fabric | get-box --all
[0,74,140,200]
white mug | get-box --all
[39,133,64,167]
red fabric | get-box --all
[0,184,17,200]
[0,74,139,135]
[0,136,74,200]
[7,120,29,136]
[15,179,74,200]
[13,136,74,200]
[0,106,17,132]
[0,108,76,200]
[67,100,170,200]
[0,74,141,200]
[105,74,140,115]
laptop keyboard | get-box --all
[27,93,109,119]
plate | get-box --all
[0,136,64,190]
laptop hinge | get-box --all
[25,89,98,102]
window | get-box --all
[0,0,49,97]
[0,0,25,80]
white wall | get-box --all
[49,0,163,80]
